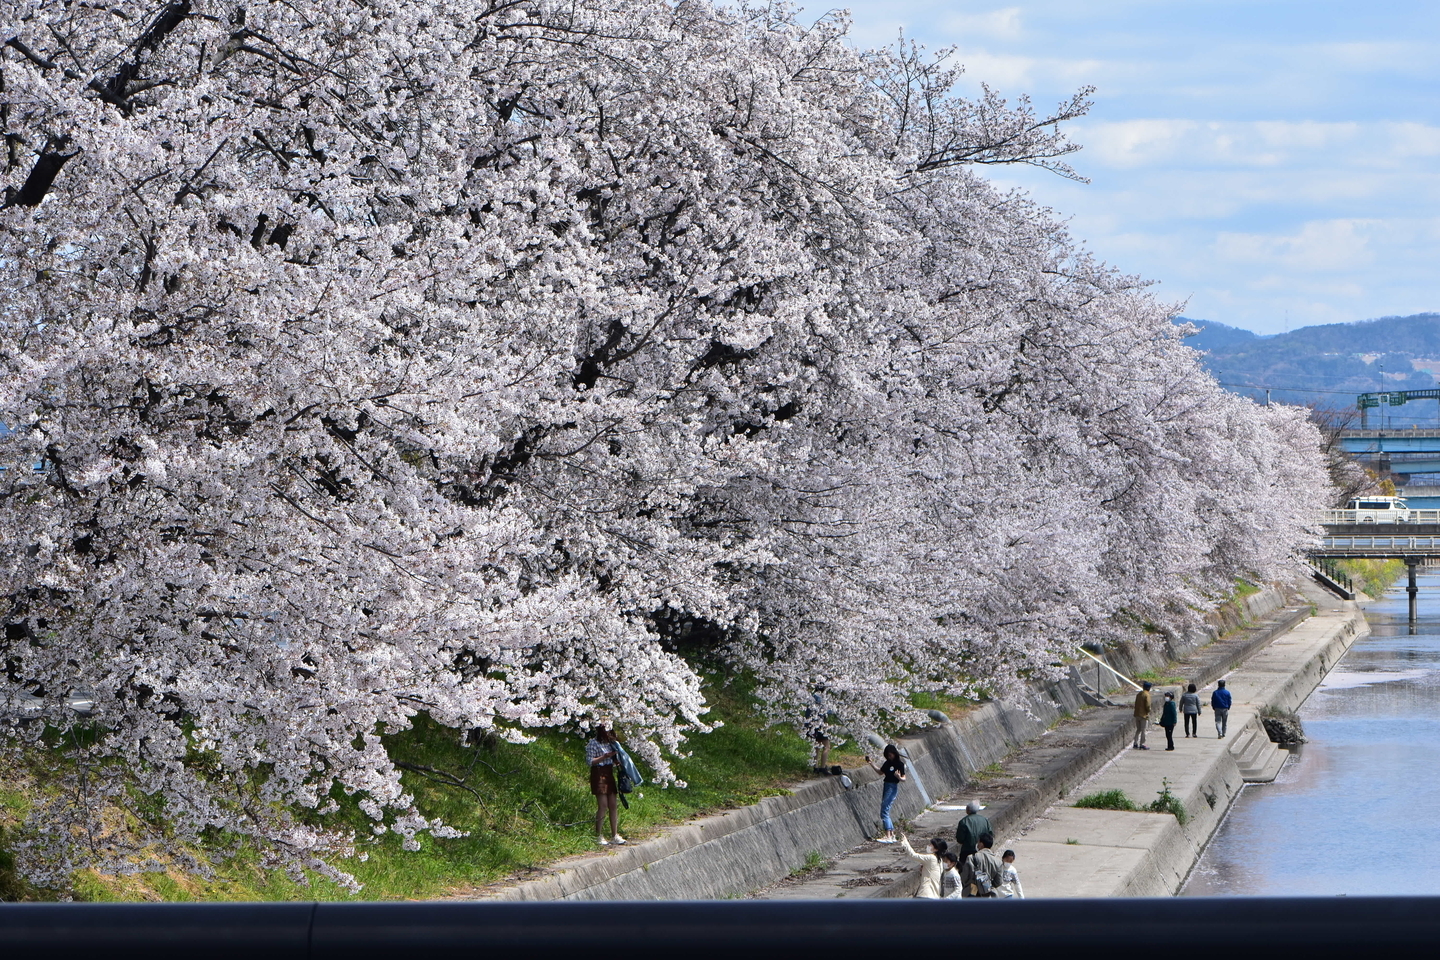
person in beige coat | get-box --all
[898,835,949,898]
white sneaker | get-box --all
[612,835,627,845]
[597,837,610,846]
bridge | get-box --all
[1338,429,1440,480]
[1316,512,1440,631]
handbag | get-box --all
[614,742,643,794]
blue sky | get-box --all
[821,1,1440,334]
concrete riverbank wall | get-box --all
[479,585,1303,902]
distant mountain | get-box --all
[1179,319,1262,354]
[1177,313,1440,422]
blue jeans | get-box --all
[880,780,899,831]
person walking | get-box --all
[961,833,1004,897]
[1180,683,1202,738]
[1211,679,1233,738]
[954,800,992,866]
[1133,681,1153,750]
[940,851,963,899]
[1160,691,1179,751]
[866,744,906,843]
[997,849,1024,898]
[898,834,948,898]
[586,724,626,846]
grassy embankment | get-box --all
[0,676,867,902]
[0,581,1264,902]
[1333,559,1407,599]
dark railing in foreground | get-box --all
[2,898,1439,958]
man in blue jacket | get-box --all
[1211,679,1232,738]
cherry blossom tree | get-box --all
[0,0,1328,885]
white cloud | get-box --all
[942,7,1024,41]
[1072,119,1440,171]
[832,0,1440,334]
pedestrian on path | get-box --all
[1180,683,1202,738]
[1160,691,1179,751]
[898,834,947,898]
[961,833,1004,897]
[997,850,1024,898]
[1211,679,1232,738]
[954,800,992,865]
[940,851,963,899]
[1133,681,1153,750]
[586,724,626,846]
[866,744,906,843]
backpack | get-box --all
[969,852,999,897]
[972,868,993,897]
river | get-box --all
[1182,570,1440,896]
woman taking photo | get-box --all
[898,834,948,898]
[866,744,906,843]
[586,724,626,846]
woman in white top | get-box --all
[898,834,948,898]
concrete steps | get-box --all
[1228,723,1290,783]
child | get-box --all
[940,850,963,899]
[997,849,1024,899]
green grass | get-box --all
[1134,670,1188,686]
[1072,783,1188,825]
[7,674,819,902]
[1333,559,1406,599]
[908,690,981,718]
[790,850,827,878]
[1147,778,1188,825]
[1233,578,1261,599]
[1073,789,1137,812]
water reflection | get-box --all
[1182,571,1440,896]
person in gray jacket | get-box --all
[1179,683,1202,738]
[961,833,1004,897]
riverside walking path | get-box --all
[757,579,1364,899]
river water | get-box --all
[1182,570,1440,896]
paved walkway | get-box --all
[1015,584,1361,897]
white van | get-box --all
[1343,496,1410,523]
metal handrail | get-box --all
[1075,646,1142,691]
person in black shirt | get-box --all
[866,744,907,843]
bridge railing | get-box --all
[1320,535,1440,551]
[1322,509,1440,524]
[1307,557,1355,595]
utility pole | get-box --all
[1265,388,1271,407]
